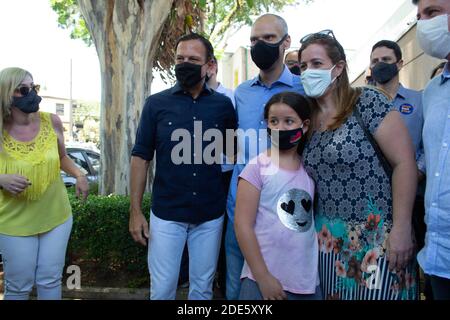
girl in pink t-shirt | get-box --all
[235,91,321,300]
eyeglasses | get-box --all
[299,29,346,58]
[15,84,40,96]
[300,29,336,44]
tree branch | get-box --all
[208,0,217,36]
[210,0,244,45]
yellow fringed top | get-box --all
[0,112,71,236]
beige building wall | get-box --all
[352,24,445,90]
[219,52,234,90]
[39,96,75,140]
[219,46,259,90]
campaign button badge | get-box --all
[399,103,414,115]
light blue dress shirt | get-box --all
[417,62,450,279]
[226,66,305,221]
[392,84,425,173]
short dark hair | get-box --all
[175,33,214,63]
[371,40,402,61]
[284,50,298,62]
[412,0,419,5]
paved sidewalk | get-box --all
[0,267,226,300]
[0,285,224,300]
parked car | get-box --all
[62,146,100,188]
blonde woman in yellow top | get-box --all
[0,67,88,300]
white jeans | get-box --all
[0,216,73,300]
[148,212,223,300]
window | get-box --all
[86,152,100,174]
[67,151,89,175]
[56,103,65,116]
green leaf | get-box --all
[245,0,255,8]
[49,0,92,46]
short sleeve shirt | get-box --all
[239,152,319,294]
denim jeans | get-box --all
[177,171,233,292]
[239,278,323,300]
[148,212,223,300]
[0,216,73,300]
[224,218,244,300]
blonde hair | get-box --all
[0,67,32,149]
[299,36,362,130]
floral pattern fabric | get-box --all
[303,88,417,300]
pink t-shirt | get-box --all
[239,152,319,294]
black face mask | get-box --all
[11,89,41,114]
[251,35,287,70]
[289,65,301,75]
[175,62,205,89]
[371,62,399,84]
[267,126,304,150]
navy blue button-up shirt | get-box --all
[132,83,237,223]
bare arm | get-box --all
[129,155,150,246]
[375,111,416,270]
[51,114,88,199]
[234,178,287,300]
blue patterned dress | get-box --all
[303,88,417,300]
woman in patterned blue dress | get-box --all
[298,30,418,300]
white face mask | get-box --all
[301,65,336,98]
[417,14,450,59]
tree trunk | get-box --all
[77,0,174,195]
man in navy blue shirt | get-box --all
[129,33,237,300]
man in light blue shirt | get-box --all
[413,0,450,300]
[224,13,305,300]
